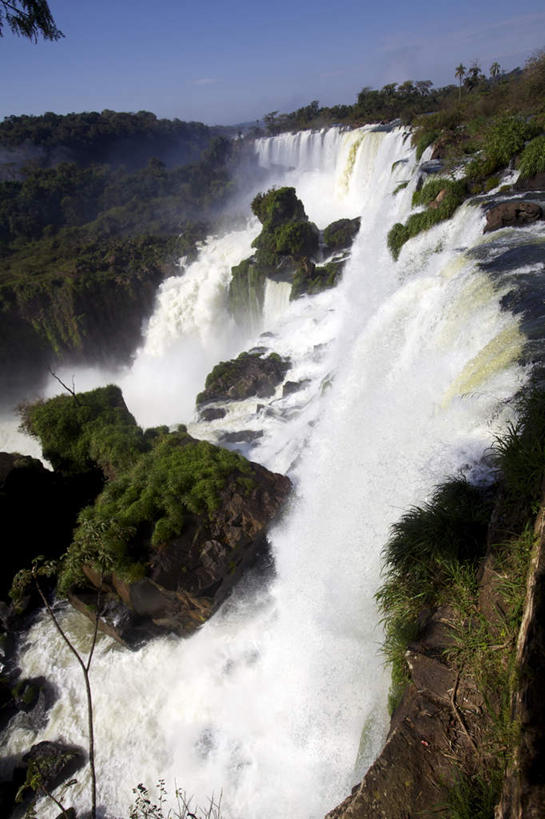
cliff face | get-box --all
[0,240,176,402]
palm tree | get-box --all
[490,61,501,81]
[455,63,466,101]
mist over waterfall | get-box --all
[2,126,532,818]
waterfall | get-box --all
[2,127,535,819]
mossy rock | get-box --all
[323,217,361,252]
[20,384,146,478]
[291,258,345,299]
[59,422,292,640]
[197,351,290,405]
[251,187,307,227]
[228,257,267,324]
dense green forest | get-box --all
[0,111,238,396]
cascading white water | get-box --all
[2,127,532,819]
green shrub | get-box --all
[388,179,467,259]
[518,135,545,179]
[376,478,492,711]
[387,222,410,260]
[20,385,146,476]
[392,181,409,195]
[493,388,545,511]
[382,479,492,586]
[273,221,318,257]
[250,187,306,227]
[414,129,439,161]
[484,114,536,166]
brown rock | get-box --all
[514,172,545,192]
[428,188,447,210]
[484,200,543,233]
[77,457,291,643]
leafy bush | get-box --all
[250,187,306,228]
[518,135,545,179]
[382,479,492,586]
[414,129,439,160]
[387,222,410,260]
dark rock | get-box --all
[484,200,543,232]
[219,430,264,444]
[73,451,292,642]
[0,452,100,601]
[199,407,227,422]
[282,379,311,397]
[420,159,444,174]
[197,352,290,405]
[323,217,361,252]
[291,258,344,299]
[514,172,545,192]
[16,741,85,810]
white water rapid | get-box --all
[2,126,534,819]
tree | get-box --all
[0,0,63,42]
[490,61,501,80]
[455,63,466,101]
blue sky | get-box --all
[1,0,544,125]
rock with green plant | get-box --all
[322,217,361,252]
[17,386,292,643]
[229,189,362,316]
[197,351,290,405]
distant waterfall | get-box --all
[3,126,533,819]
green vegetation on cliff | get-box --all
[376,385,545,813]
[0,121,234,381]
[229,187,320,321]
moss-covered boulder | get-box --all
[229,187,319,322]
[290,258,345,299]
[20,384,146,479]
[61,427,291,641]
[251,186,307,227]
[323,217,361,252]
[197,351,290,405]
[20,386,292,642]
[483,199,543,232]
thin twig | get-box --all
[48,368,81,405]
[34,575,97,819]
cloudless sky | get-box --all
[1,0,544,125]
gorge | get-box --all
[1,122,545,818]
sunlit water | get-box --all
[1,126,536,818]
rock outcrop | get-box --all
[20,386,292,645]
[484,200,543,232]
[229,188,361,320]
[325,606,482,818]
[71,449,291,644]
[323,218,361,253]
[197,351,290,405]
